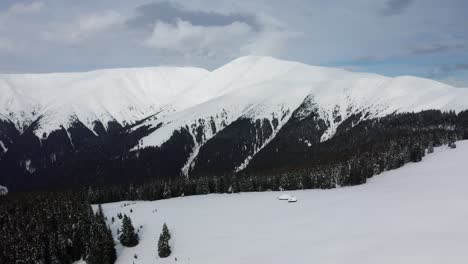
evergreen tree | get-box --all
[102,225,117,264]
[0,192,111,264]
[119,215,139,247]
[87,206,116,264]
[158,223,172,258]
[163,183,172,199]
[449,140,457,149]
[427,144,434,154]
[410,143,424,162]
[196,177,210,195]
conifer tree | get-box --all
[449,140,457,149]
[427,144,434,154]
[87,205,116,264]
[102,225,117,264]
[119,215,139,247]
[163,183,172,199]
[196,177,210,195]
[158,223,172,258]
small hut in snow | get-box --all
[278,194,297,202]
[278,194,293,200]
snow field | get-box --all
[99,140,468,264]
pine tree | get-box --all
[427,144,434,154]
[102,225,117,264]
[119,215,139,247]
[87,205,116,264]
[163,183,172,199]
[449,140,457,149]
[158,223,172,258]
[196,177,210,195]
[410,143,424,162]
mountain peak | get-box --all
[1,56,468,138]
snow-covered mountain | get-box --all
[1,56,468,190]
[2,56,468,138]
[132,56,468,175]
[0,67,209,135]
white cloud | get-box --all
[0,2,44,52]
[145,16,297,60]
[242,29,301,56]
[241,13,302,56]
[42,10,126,44]
[0,1,44,31]
[145,19,253,57]
[4,1,44,16]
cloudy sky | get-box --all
[0,0,467,86]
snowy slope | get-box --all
[2,56,468,159]
[134,56,468,172]
[99,140,468,264]
[138,57,468,147]
[0,67,209,135]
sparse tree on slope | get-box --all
[158,223,172,258]
[119,215,139,247]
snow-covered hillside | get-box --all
[2,56,468,139]
[2,56,468,178]
[133,56,468,174]
[137,56,468,149]
[99,140,468,264]
[0,67,209,135]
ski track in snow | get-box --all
[98,140,468,264]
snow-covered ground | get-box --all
[99,141,468,264]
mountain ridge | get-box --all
[2,56,468,133]
[1,56,468,191]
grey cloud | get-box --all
[127,1,260,30]
[0,0,467,80]
[427,64,468,79]
[410,44,451,55]
[410,43,467,55]
[452,64,468,71]
[381,0,413,16]
[438,76,468,88]
[440,64,468,74]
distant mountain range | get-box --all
[1,56,468,192]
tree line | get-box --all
[0,192,115,264]
[0,191,174,263]
[87,110,466,204]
